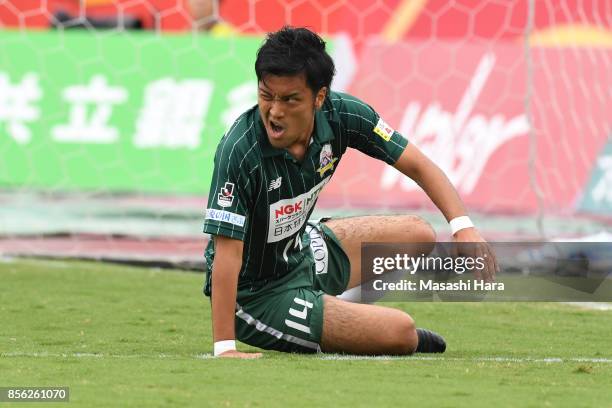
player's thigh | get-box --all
[322,215,436,289]
[235,287,325,353]
[320,295,417,355]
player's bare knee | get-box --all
[393,215,436,257]
[397,313,418,355]
[406,215,436,244]
[404,316,419,354]
[385,311,417,355]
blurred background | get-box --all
[0,0,610,269]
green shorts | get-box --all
[234,220,351,353]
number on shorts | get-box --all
[285,297,313,334]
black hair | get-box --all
[255,26,336,94]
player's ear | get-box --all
[314,87,327,110]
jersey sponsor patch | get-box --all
[306,224,328,275]
[206,208,245,227]
[373,117,394,141]
[267,177,330,243]
[217,182,235,208]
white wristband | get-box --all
[214,340,236,356]
[449,216,474,235]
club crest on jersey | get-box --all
[373,117,394,141]
[217,182,235,208]
[316,143,338,177]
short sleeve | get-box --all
[202,138,253,241]
[337,93,408,164]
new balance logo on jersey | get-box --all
[268,176,282,191]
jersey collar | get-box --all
[312,108,335,145]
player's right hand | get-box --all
[217,350,263,359]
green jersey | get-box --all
[202,91,408,297]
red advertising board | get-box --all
[319,41,611,214]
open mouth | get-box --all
[269,121,285,137]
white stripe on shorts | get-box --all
[235,305,321,352]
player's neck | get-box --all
[286,119,315,162]
[286,136,311,162]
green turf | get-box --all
[1,258,611,407]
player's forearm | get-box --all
[412,161,467,222]
[211,261,241,342]
[210,236,244,343]
[394,144,468,222]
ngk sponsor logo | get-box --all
[275,202,302,218]
[267,177,330,242]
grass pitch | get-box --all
[1,258,611,407]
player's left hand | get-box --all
[452,228,499,282]
[217,350,263,359]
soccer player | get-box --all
[203,26,497,359]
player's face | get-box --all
[258,74,326,151]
